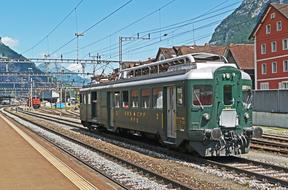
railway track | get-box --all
[9,109,288,188]
[251,134,288,155]
[25,109,288,157]
[65,109,80,117]
[37,106,288,156]
[208,157,288,187]
[4,109,195,190]
[38,107,79,118]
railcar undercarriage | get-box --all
[188,127,262,157]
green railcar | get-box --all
[80,53,261,157]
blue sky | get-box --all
[0,0,241,72]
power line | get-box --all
[91,1,240,57]
[138,1,240,35]
[50,0,134,56]
[22,0,85,55]
[104,19,221,60]
[60,0,238,58]
[121,20,222,56]
[76,0,176,54]
[115,16,256,60]
[83,0,134,34]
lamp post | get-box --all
[28,67,33,109]
[75,32,84,72]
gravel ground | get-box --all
[7,110,288,190]
[4,111,174,190]
[258,126,288,136]
[239,150,288,169]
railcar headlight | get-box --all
[202,113,210,120]
[226,73,231,79]
[244,112,249,119]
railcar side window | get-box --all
[80,94,83,104]
[141,88,151,108]
[193,85,213,106]
[87,93,91,104]
[114,92,120,108]
[152,88,163,109]
[177,87,183,106]
[122,90,129,108]
[224,85,233,105]
[91,92,97,102]
[131,89,139,108]
[242,85,252,105]
[83,94,87,104]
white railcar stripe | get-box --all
[81,63,250,92]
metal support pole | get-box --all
[64,87,66,108]
[118,34,150,71]
[30,78,33,109]
[75,32,84,72]
[119,37,123,71]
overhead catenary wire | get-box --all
[101,15,229,59]
[115,20,223,58]
[61,0,177,56]
[50,0,134,56]
[90,1,240,57]
[138,1,240,35]
[106,0,274,61]
[103,20,222,61]
[116,17,256,60]
[22,0,85,55]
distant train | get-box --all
[27,97,41,109]
[80,53,262,157]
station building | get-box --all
[250,3,288,90]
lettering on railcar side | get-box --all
[176,117,185,130]
[124,111,147,124]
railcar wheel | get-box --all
[156,133,164,145]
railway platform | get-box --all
[0,113,116,190]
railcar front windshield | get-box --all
[193,85,213,106]
[242,85,252,108]
[223,85,233,105]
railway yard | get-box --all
[0,106,287,190]
[3,1,288,190]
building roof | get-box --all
[226,44,254,70]
[272,3,288,18]
[174,45,226,56]
[155,47,176,60]
[121,61,141,69]
[249,3,288,39]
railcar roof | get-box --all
[80,63,251,92]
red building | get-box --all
[250,3,288,90]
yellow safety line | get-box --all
[0,114,98,190]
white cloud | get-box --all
[67,63,83,72]
[1,36,19,48]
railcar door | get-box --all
[91,91,97,118]
[108,92,114,127]
[214,67,241,128]
[167,86,177,138]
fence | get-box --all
[253,90,288,113]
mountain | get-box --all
[0,41,46,89]
[209,0,288,45]
[0,41,25,60]
[37,63,90,86]
[0,40,88,90]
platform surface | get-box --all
[0,114,97,190]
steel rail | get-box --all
[6,109,196,190]
[15,109,288,188]
[2,110,129,190]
